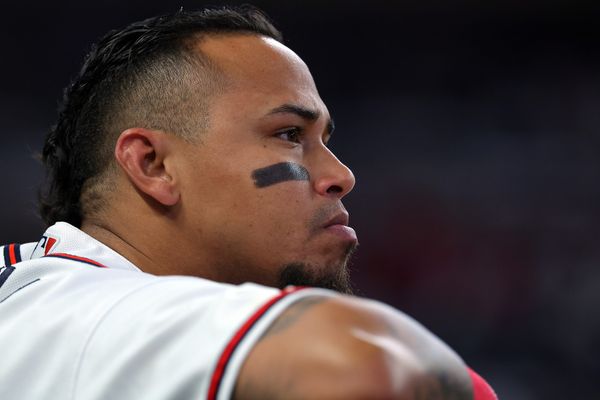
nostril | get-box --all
[327,185,343,194]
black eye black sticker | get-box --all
[251,162,310,188]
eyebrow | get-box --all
[267,103,335,135]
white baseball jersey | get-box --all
[0,222,333,400]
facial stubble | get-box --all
[251,162,358,294]
[277,242,357,294]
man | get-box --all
[0,6,497,400]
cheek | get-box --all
[179,157,253,232]
[185,150,314,237]
[252,185,310,226]
[246,185,315,255]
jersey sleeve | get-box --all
[74,276,334,400]
[468,368,499,400]
[1,242,37,268]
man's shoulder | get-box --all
[0,242,37,268]
[0,245,303,318]
[0,247,329,400]
[0,250,218,299]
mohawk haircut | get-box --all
[39,6,282,227]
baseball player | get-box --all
[0,6,497,400]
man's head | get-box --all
[40,7,357,292]
[40,7,282,227]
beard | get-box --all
[277,243,357,295]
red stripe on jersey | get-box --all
[45,237,57,255]
[207,286,307,400]
[8,244,17,265]
[468,367,498,400]
[45,253,108,269]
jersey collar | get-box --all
[31,222,141,273]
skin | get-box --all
[251,162,310,188]
[236,296,473,400]
[83,34,356,288]
[81,34,474,399]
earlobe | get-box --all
[114,128,180,207]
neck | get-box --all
[80,203,239,283]
[80,208,214,279]
[81,218,166,275]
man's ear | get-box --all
[114,128,180,206]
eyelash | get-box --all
[275,127,303,144]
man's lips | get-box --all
[324,212,350,228]
[323,212,358,243]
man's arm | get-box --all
[234,295,473,400]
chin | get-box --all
[277,243,357,295]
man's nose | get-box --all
[312,146,355,199]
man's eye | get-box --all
[275,127,302,143]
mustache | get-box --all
[308,202,348,234]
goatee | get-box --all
[277,244,357,295]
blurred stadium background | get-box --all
[1,1,599,398]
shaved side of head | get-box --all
[40,7,283,227]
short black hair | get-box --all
[39,6,282,227]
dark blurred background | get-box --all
[1,0,599,398]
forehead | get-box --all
[195,34,327,115]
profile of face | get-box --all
[173,35,357,293]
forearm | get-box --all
[234,295,474,400]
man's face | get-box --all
[174,34,357,292]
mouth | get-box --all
[323,212,358,243]
[324,212,349,228]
